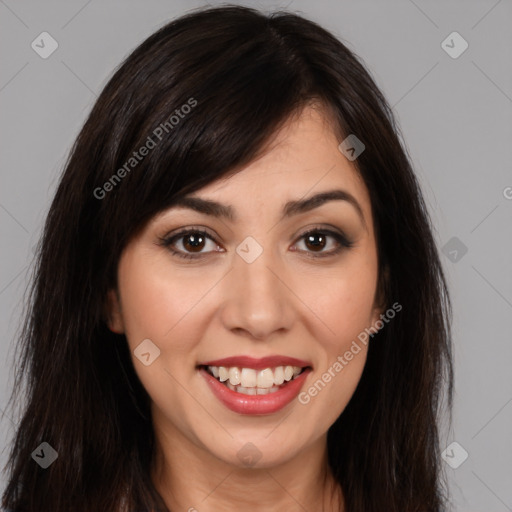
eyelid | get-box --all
[161,225,218,241]
[293,224,352,245]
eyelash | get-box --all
[159,226,354,261]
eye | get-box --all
[292,228,354,258]
[159,228,223,260]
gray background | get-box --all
[1,1,511,510]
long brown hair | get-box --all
[2,5,453,511]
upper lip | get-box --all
[199,355,312,370]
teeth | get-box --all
[241,368,257,388]
[228,367,241,386]
[256,368,274,388]
[232,385,280,395]
[237,386,252,395]
[274,366,285,385]
[206,364,304,390]
[218,367,229,382]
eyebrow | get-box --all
[170,189,366,228]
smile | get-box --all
[198,355,312,415]
[206,365,304,395]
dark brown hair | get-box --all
[2,5,453,511]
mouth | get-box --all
[197,356,313,415]
[200,364,308,395]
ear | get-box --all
[105,289,125,334]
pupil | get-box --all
[305,233,325,251]
[184,234,205,252]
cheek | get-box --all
[326,278,376,349]
[117,252,210,356]
[116,253,207,419]
[292,248,377,419]
[295,249,379,349]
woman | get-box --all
[1,5,453,511]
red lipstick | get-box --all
[197,355,312,415]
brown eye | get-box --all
[293,228,354,258]
[182,233,207,253]
[160,228,223,260]
[304,232,327,252]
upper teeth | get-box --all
[208,365,302,388]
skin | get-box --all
[107,104,384,511]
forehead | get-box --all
[187,105,372,218]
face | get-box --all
[107,105,383,470]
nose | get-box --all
[218,243,295,340]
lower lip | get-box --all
[199,367,311,415]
